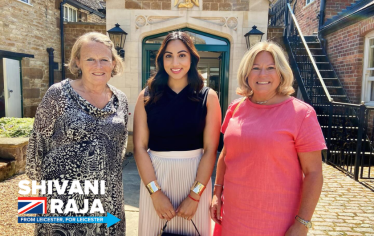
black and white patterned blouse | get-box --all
[26,79,128,236]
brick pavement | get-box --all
[0,159,373,235]
[121,158,374,235]
[307,164,374,236]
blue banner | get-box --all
[18,212,120,227]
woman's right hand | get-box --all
[210,192,222,224]
[151,191,176,221]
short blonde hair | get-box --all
[67,32,124,78]
[236,41,295,97]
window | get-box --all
[306,0,315,6]
[145,30,227,45]
[63,5,78,22]
[362,31,374,104]
[18,0,31,5]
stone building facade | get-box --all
[0,0,62,117]
[106,0,271,139]
[0,0,105,117]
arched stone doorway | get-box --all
[142,28,230,114]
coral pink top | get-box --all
[213,97,326,236]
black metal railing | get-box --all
[359,106,374,181]
[282,2,374,183]
[325,102,363,179]
[324,102,374,182]
[269,0,287,27]
[284,3,332,105]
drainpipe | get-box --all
[60,0,67,80]
[284,0,289,37]
[319,0,326,30]
[318,0,327,48]
[47,48,54,86]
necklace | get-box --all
[255,100,268,105]
[252,93,277,105]
[81,86,111,109]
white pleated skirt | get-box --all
[138,149,212,236]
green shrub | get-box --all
[0,117,34,138]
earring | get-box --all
[78,68,82,76]
[111,71,114,77]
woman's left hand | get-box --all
[285,222,308,236]
[176,193,199,221]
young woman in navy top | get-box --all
[134,31,221,235]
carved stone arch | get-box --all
[139,22,234,45]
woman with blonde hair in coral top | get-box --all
[210,41,326,236]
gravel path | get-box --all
[0,174,34,236]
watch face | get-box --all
[307,222,312,228]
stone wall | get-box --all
[202,0,250,11]
[122,0,250,11]
[86,10,106,23]
[0,0,62,117]
[0,1,106,117]
[0,138,28,182]
[324,16,374,103]
[267,26,285,48]
[124,0,171,10]
[63,22,107,80]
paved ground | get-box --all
[0,155,373,235]
[308,164,374,235]
[122,156,374,236]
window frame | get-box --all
[63,5,78,22]
[362,30,374,105]
[18,0,32,6]
[305,0,315,6]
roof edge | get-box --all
[65,0,105,19]
[320,3,374,36]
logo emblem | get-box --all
[18,197,47,214]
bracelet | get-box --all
[295,215,312,229]
[190,181,206,196]
[214,184,223,187]
[146,180,161,195]
[188,194,199,202]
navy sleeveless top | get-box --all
[145,85,209,151]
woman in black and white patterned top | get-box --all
[26,32,128,236]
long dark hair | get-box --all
[145,31,204,105]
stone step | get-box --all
[0,138,29,182]
[0,160,16,182]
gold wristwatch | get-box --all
[295,215,312,229]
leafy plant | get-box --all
[0,117,34,138]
